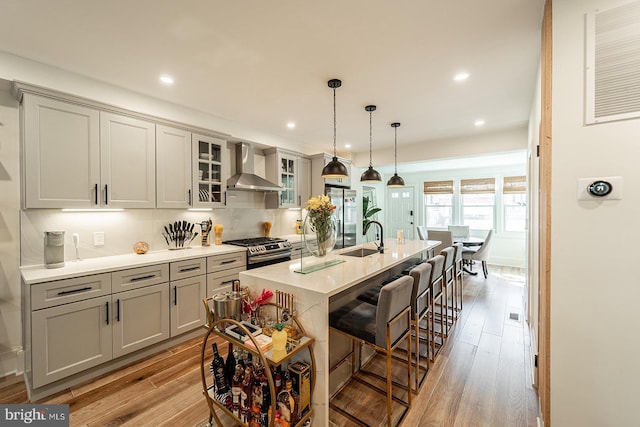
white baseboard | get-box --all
[537,416,544,427]
[0,347,22,378]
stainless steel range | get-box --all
[224,237,292,269]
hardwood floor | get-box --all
[0,265,538,427]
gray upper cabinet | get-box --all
[156,125,192,208]
[192,133,227,208]
[99,112,156,208]
[22,94,101,208]
[22,94,156,209]
[265,148,311,208]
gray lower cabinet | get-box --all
[25,251,244,394]
[170,275,207,336]
[31,295,112,388]
[112,283,170,358]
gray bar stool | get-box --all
[452,242,465,315]
[427,254,445,361]
[440,246,456,336]
[329,275,414,427]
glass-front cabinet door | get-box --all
[192,134,226,208]
[279,154,296,207]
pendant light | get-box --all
[321,79,349,179]
[360,105,382,182]
[386,122,405,187]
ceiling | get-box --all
[0,0,544,159]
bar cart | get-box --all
[200,297,315,427]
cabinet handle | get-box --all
[94,184,98,205]
[188,189,192,206]
[104,184,108,205]
[174,286,178,306]
[116,299,120,322]
[130,274,155,282]
[224,191,227,206]
[220,279,235,286]
[106,301,109,325]
[220,260,236,265]
[179,266,200,273]
[57,286,92,296]
[298,195,301,206]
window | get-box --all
[503,176,527,232]
[423,180,453,228]
[461,178,495,229]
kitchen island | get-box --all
[239,239,440,427]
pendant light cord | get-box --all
[333,87,337,157]
[369,111,373,167]
[394,126,398,174]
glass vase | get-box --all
[303,214,337,258]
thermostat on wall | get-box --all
[577,176,622,200]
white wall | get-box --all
[0,86,21,376]
[551,1,640,425]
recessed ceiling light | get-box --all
[345,144,351,149]
[159,75,174,85]
[287,122,296,129]
[453,72,470,81]
[474,119,485,127]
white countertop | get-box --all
[240,239,440,297]
[20,245,246,285]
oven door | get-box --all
[247,250,292,269]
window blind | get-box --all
[423,180,454,194]
[460,178,495,194]
[503,176,527,194]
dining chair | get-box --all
[447,225,470,239]
[416,225,428,240]
[426,230,453,255]
[462,229,494,278]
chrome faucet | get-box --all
[363,220,384,254]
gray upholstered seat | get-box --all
[356,274,405,306]
[426,254,445,361]
[329,275,414,426]
[447,225,470,239]
[452,242,465,314]
[416,225,428,240]
[462,229,494,278]
[440,246,456,335]
[426,229,453,255]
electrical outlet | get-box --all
[93,232,105,246]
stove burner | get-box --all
[223,237,287,247]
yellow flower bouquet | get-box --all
[304,194,337,257]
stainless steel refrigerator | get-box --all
[326,186,357,249]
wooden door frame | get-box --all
[538,0,552,425]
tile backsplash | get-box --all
[20,205,303,267]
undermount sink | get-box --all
[340,248,380,257]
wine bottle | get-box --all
[225,342,236,386]
[231,364,244,417]
[210,343,230,394]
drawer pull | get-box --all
[57,286,92,296]
[130,274,156,282]
[220,279,235,286]
[220,259,237,265]
[179,266,200,273]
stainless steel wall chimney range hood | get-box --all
[226,142,282,192]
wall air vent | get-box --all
[585,1,640,124]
